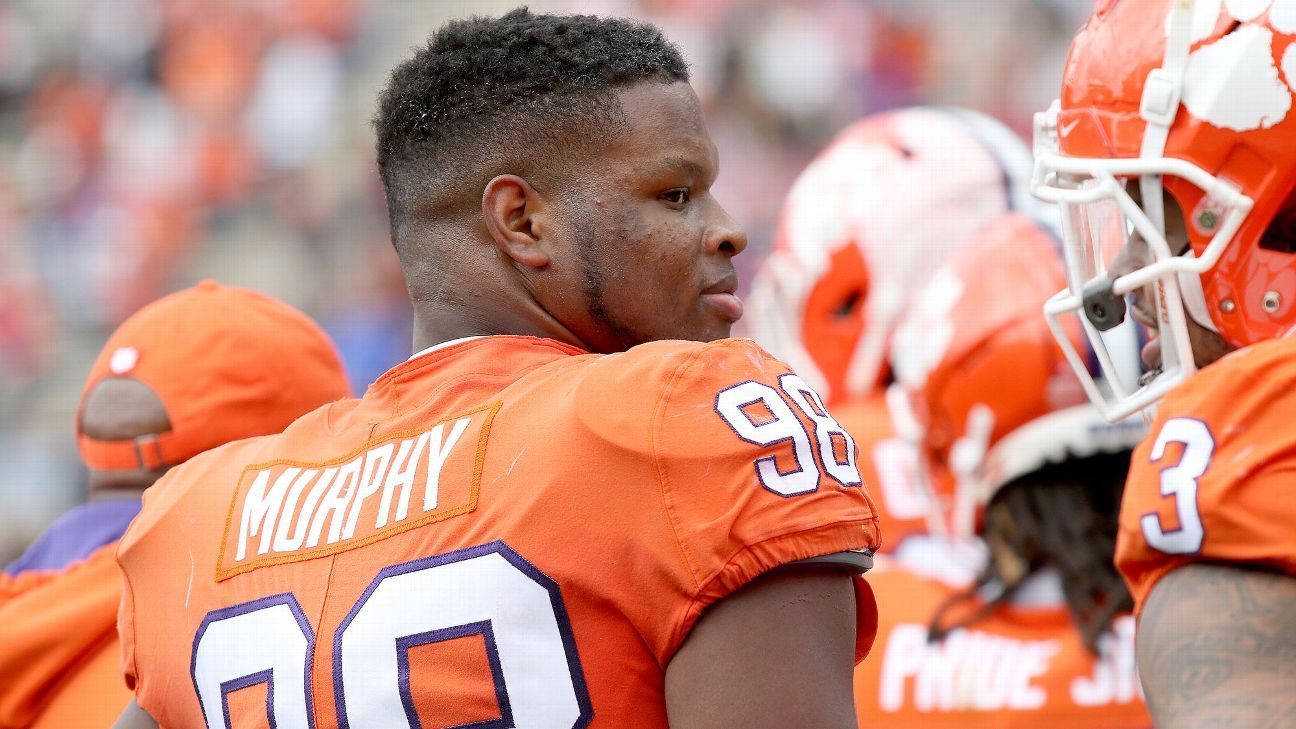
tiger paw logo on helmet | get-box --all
[1031,0,1296,421]
[1175,0,1296,131]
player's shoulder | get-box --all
[1157,336,1296,427]
[642,337,793,397]
[563,338,792,449]
[580,338,786,389]
[118,435,272,557]
[1119,337,1296,608]
[119,402,342,559]
[1140,337,1296,479]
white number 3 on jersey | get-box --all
[1141,417,1213,555]
[715,375,862,497]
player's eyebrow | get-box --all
[645,156,711,182]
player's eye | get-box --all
[661,188,691,206]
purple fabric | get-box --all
[5,498,142,576]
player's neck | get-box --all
[87,484,149,502]
[410,295,593,355]
[87,466,168,500]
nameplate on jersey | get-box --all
[216,403,500,580]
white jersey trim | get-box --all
[407,336,487,363]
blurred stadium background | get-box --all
[0,0,1089,561]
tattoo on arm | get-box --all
[1137,563,1296,729]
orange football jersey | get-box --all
[834,392,929,553]
[0,544,130,729]
[1117,337,1296,613]
[117,336,880,728]
[855,566,1149,728]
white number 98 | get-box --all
[715,376,861,497]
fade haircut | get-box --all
[374,7,689,249]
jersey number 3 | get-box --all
[191,541,592,729]
[716,374,862,496]
[1141,417,1213,555]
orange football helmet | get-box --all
[1034,0,1296,419]
[889,212,1146,539]
[743,106,1053,406]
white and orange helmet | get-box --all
[743,106,1053,406]
[889,213,1147,540]
[1034,0,1296,419]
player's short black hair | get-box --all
[374,7,689,241]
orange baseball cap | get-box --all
[76,280,351,471]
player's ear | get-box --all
[482,174,551,268]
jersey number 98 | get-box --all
[716,374,862,496]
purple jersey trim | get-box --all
[5,499,142,576]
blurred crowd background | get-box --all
[0,0,1091,561]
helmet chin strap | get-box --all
[948,404,995,540]
[1178,260,1220,333]
[885,384,953,541]
[1138,1,1213,351]
[1141,0,1193,165]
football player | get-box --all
[1033,1,1296,725]
[854,213,1150,727]
[113,10,880,729]
[743,106,1050,551]
[0,281,349,728]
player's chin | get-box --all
[670,315,734,344]
[703,316,738,342]
[1189,324,1235,369]
[705,322,734,341]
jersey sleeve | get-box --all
[0,544,122,727]
[649,339,881,659]
[117,552,139,691]
[114,450,222,695]
[1116,339,1296,613]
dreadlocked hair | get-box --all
[928,449,1134,653]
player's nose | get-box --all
[706,202,748,258]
